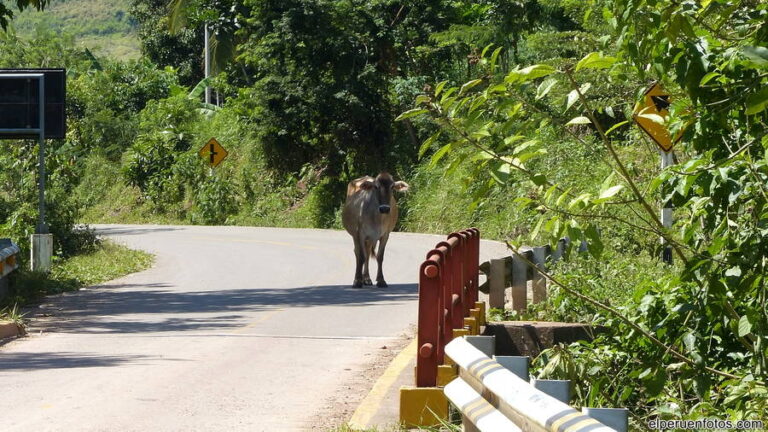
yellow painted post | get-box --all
[437,364,458,386]
[399,386,449,428]
[453,328,470,339]
[464,317,478,335]
[475,301,486,327]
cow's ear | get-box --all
[393,181,410,192]
[360,180,376,190]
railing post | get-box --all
[417,258,442,387]
[447,233,467,322]
[532,246,549,304]
[511,252,529,312]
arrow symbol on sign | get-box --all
[209,143,218,164]
[651,95,670,112]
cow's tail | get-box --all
[369,243,377,259]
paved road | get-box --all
[0,225,508,431]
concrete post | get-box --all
[489,258,505,309]
[465,335,495,357]
[31,234,53,272]
[531,379,571,403]
[582,407,629,432]
[494,355,529,382]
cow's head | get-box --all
[360,172,409,214]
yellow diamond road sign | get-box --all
[632,82,681,152]
[199,137,228,167]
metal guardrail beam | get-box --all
[445,378,522,432]
[445,337,617,432]
[1,238,21,277]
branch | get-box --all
[505,242,751,383]
[562,68,691,266]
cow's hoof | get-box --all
[363,277,373,286]
[377,281,388,288]
[352,281,364,288]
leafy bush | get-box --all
[122,94,200,205]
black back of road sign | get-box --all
[0,69,66,139]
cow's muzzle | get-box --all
[378,205,391,214]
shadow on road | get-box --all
[28,283,418,334]
[0,352,162,371]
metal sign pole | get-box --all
[660,150,673,264]
[37,74,48,234]
[204,23,211,105]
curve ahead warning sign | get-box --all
[632,82,681,152]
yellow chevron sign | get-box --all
[632,82,682,152]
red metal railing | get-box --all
[416,228,480,387]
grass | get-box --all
[9,0,140,59]
[2,239,153,308]
[0,303,27,334]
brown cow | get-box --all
[342,172,409,288]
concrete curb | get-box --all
[0,320,22,340]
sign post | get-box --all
[0,69,66,272]
[632,82,681,264]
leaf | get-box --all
[682,332,696,352]
[490,47,503,71]
[530,217,545,241]
[636,112,666,125]
[566,116,592,126]
[585,225,603,257]
[506,64,556,83]
[566,90,579,111]
[418,131,441,159]
[741,46,768,68]
[460,79,483,95]
[565,83,591,112]
[575,52,618,71]
[724,266,741,277]
[699,71,720,86]
[189,77,212,99]
[738,315,752,337]
[745,87,768,115]
[605,120,629,135]
[168,0,189,33]
[434,81,448,97]
[429,143,452,167]
[395,108,428,121]
[598,185,624,201]
[536,78,557,100]
[489,163,512,185]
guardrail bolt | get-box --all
[419,343,434,358]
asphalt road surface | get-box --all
[0,225,508,431]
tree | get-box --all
[402,0,768,419]
[0,0,50,30]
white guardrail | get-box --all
[0,238,20,278]
[445,336,626,432]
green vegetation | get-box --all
[2,240,153,308]
[5,0,139,59]
[0,0,766,425]
[0,303,26,332]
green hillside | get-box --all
[8,0,139,59]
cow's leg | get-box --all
[352,234,364,288]
[376,233,390,287]
[362,238,373,286]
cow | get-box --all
[342,172,409,288]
